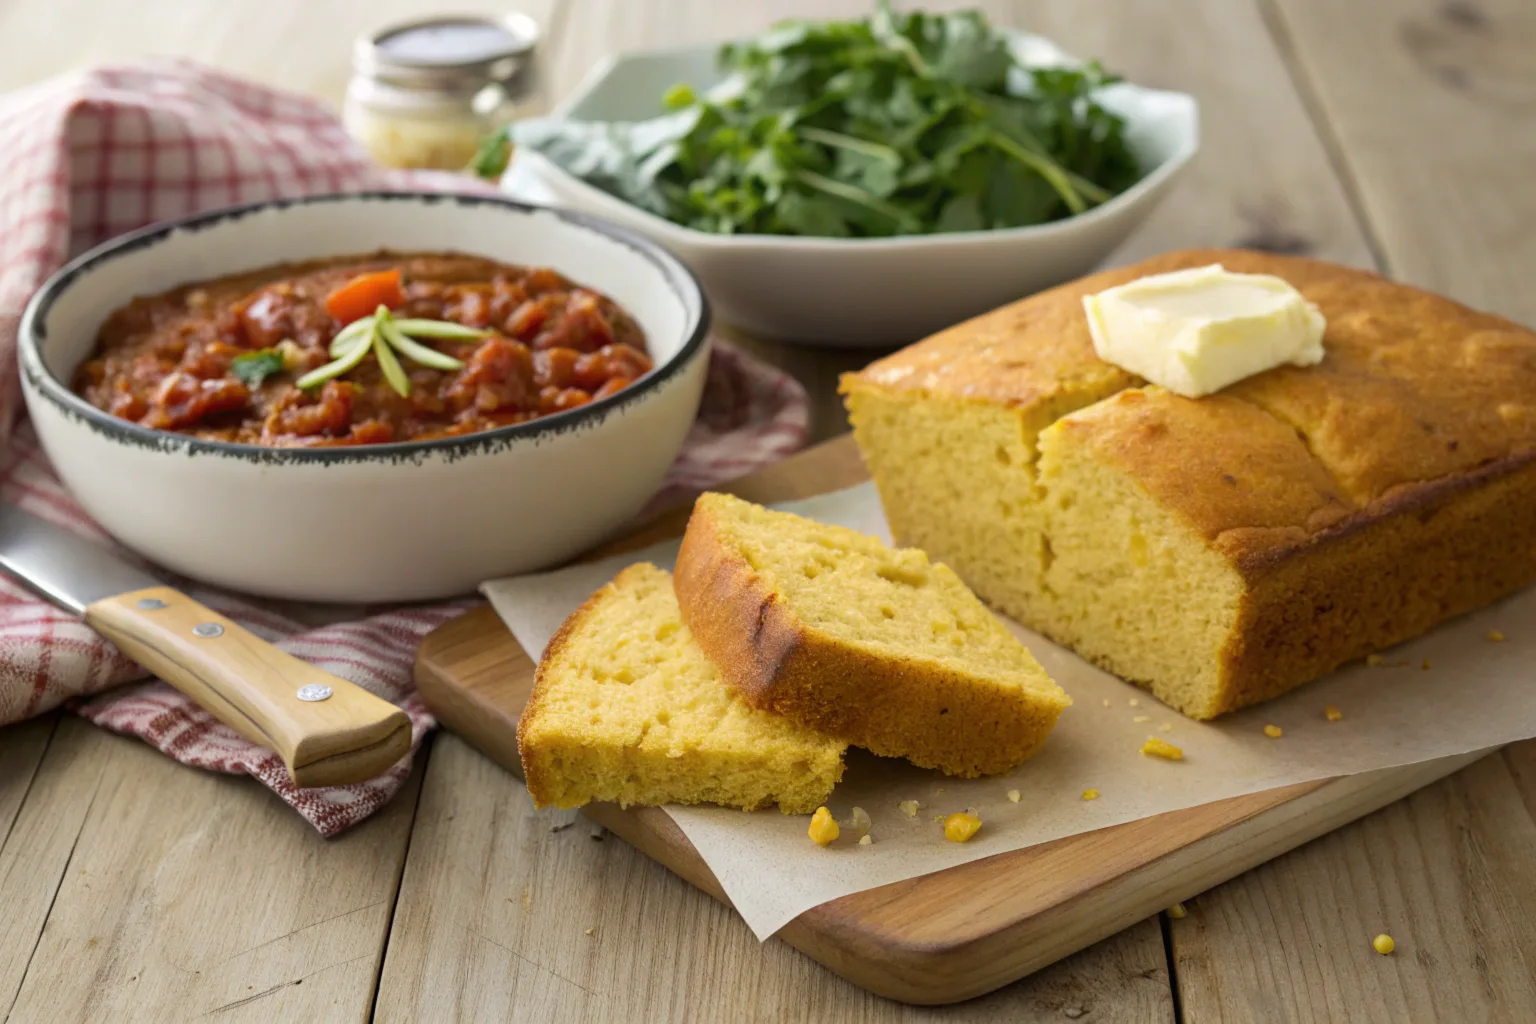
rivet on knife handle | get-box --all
[83,586,412,788]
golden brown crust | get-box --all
[1214,456,1536,715]
[672,499,1066,776]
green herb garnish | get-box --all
[230,349,286,389]
[488,2,1141,237]
[297,306,486,397]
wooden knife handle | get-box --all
[84,586,413,788]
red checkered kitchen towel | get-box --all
[0,62,810,835]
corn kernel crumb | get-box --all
[1325,705,1343,722]
[1133,715,1151,723]
[1167,902,1187,919]
[1421,659,1431,671]
[1366,654,1384,667]
[1141,738,1184,761]
[858,834,872,846]
[944,812,982,842]
[1372,933,1395,955]
[1101,698,1112,707]
[898,799,920,818]
[1263,724,1283,738]
[1128,698,1141,707]
[1081,788,1100,801]
[584,927,594,936]
[1488,629,1507,643]
[808,806,840,847]
[1158,722,1174,732]
[1007,789,1021,803]
[844,806,871,837]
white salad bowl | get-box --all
[19,193,711,603]
[503,35,1199,346]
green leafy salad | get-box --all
[472,3,1143,239]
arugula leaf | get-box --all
[230,349,285,389]
[507,2,1143,238]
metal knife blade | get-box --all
[0,503,163,615]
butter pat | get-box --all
[1082,264,1326,397]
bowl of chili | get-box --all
[19,192,711,602]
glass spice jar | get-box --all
[344,13,539,171]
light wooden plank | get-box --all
[2,718,420,1023]
[373,733,1174,1023]
[1265,0,1536,324]
[0,0,559,111]
[0,716,55,847]
[1170,745,1536,1023]
[0,715,94,1017]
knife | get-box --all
[0,503,412,788]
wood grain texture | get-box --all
[85,587,412,787]
[374,732,1175,1023]
[1,719,419,1023]
[1266,0,1536,324]
[1171,747,1536,1023]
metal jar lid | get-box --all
[353,12,540,92]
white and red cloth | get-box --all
[0,62,810,835]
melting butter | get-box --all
[1082,264,1326,398]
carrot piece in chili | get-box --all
[325,269,406,324]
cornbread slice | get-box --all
[672,493,1071,777]
[843,249,1536,719]
[517,563,846,812]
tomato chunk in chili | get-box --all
[72,252,654,447]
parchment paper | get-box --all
[483,482,1536,940]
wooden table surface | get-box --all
[2,1,1534,1021]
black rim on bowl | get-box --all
[19,191,712,465]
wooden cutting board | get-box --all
[414,435,1483,1005]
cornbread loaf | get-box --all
[517,563,846,812]
[842,249,1536,719]
[672,492,1071,777]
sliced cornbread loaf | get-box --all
[843,249,1536,718]
[517,562,846,812]
[672,493,1071,777]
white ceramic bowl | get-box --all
[503,34,1199,346]
[20,193,711,603]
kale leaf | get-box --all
[495,2,1143,238]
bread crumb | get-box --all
[934,786,946,793]
[1133,715,1150,723]
[1007,789,1021,803]
[1366,654,1384,667]
[808,806,840,846]
[1421,659,1431,671]
[858,834,872,846]
[1263,724,1283,738]
[899,799,920,818]
[944,812,982,842]
[1081,788,1100,800]
[1325,705,1343,722]
[1167,902,1187,919]
[1141,738,1183,761]
[1128,698,1141,707]
[1488,629,1507,643]
[1372,933,1395,955]
[1101,698,1111,707]
[1158,722,1174,732]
